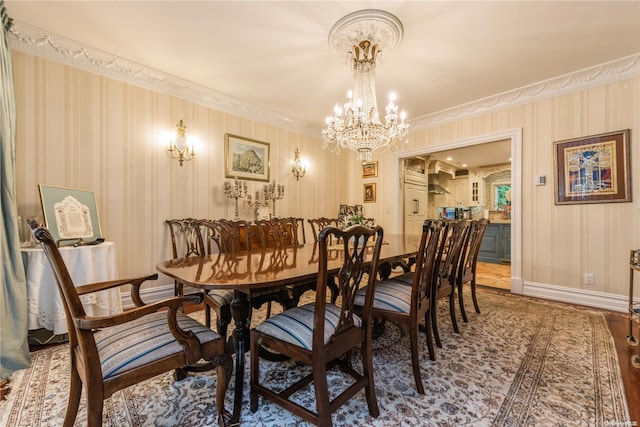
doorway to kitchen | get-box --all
[393,128,522,294]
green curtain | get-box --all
[0,0,30,382]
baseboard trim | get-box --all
[122,280,633,314]
[522,281,634,313]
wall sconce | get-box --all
[291,147,306,181]
[167,119,195,166]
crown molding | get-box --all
[410,53,640,132]
[7,21,640,136]
[7,21,316,137]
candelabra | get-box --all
[247,191,269,221]
[223,177,248,219]
[263,180,285,218]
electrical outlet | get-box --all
[584,273,594,285]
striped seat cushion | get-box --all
[254,303,361,350]
[387,272,414,286]
[354,280,412,314]
[96,311,220,380]
[206,289,235,306]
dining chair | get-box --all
[29,221,232,427]
[354,219,445,394]
[166,218,234,338]
[307,217,340,303]
[166,218,203,297]
[456,218,490,321]
[196,219,235,337]
[253,218,309,317]
[432,219,472,347]
[250,225,384,426]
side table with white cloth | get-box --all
[21,241,123,340]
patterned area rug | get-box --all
[0,289,630,426]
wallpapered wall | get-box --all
[11,49,640,306]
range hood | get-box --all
[428,173,450,194]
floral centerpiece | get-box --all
[339,214,375,229]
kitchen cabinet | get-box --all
[478,223,511,264]
[447,178,468,206]
[468,177,484,205]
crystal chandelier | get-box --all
[322,10,409,164]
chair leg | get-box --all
[313,364,332,427]
[63,367,82,427]
[423,311,435,361]
[471,277,481,314]
[362,332,380,417]
[250,332,260,412]
[265,301,272,319]
[449,293,459,334]
[431,300,442,348]
[409,322,425,394]
[85,380,104,427]
[215,353,233,427]
[458,281,469,323]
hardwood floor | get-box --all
[477,262,639,422]
[605,311,640,422]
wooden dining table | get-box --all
[156,233,421,426]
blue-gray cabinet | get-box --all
[478,223,511,264]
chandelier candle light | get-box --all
[223,177,248,219]
[263,180,284,218]
[322,10,409,164]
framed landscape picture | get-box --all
[38,184,103,245]
[362,161,378,178]
[225,133,270,182]
[554,129,631,205]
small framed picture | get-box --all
[355,204,363,215]
[554,129,631,205]
[362,161,378,178]
[347,205,355,215]
[363,183,376,203]
[339,204,348,215]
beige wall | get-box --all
[372,77,639,302]
[12,51,350,282]
[13,49,640,307]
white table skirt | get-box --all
[21,242,123,334]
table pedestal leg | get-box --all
[229,290,250,426]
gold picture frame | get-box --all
[362,161,378,178]
[554,129,631,205]
[363,183,376,203]
[224,133,270,182]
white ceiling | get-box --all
[5,1,640,167]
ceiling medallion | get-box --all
[322,10,409,163]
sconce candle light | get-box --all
[291,147,306,181]
[167,119,195,166]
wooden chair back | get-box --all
[307,217,338,242]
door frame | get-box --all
[392,128,523,294]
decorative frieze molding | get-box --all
[8,21,640,135]
[411,53,640,131]
[8,21,316,136]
